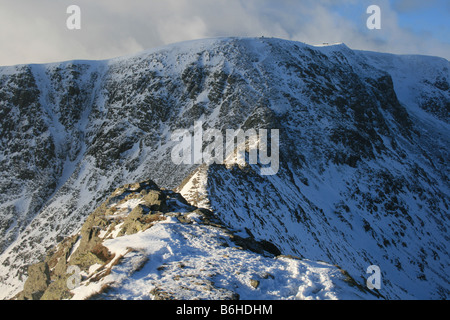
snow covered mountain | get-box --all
[0,37,448,300]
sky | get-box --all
[0,0,448,66]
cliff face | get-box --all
[0,37,449,299]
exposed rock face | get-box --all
[0,37,448,299]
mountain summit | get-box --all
[0,37,448,299]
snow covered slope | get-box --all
[0,37,449,299]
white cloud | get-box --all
[0,0,448,66]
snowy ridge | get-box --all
[73,216,371,300]
[16,180,374,300]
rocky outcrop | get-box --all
[15,180,174,300]
[19,262,51,300]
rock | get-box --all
[20,262,50,300]
[40,277,73,300]
[150,287,175,300]
[259,240,282,256]
[229,234,281,257]
[142,190,167,212]
[250,279,260,289]
[261,272,274,279]
[119,205,165,236]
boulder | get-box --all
[20,262,50,300]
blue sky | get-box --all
[393,1,449,44]
[0,0,448,66]
[332,0,449,45]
